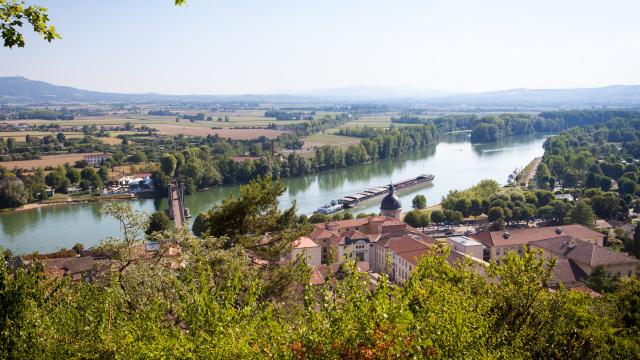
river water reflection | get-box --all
[0,133,549,253]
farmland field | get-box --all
[151,124,287,139]
[0,153,97,170]
[0,131,126,145]
[302,133,361,149]
[11,109,342,130]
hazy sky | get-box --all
[1,0,639,94]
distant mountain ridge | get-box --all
[1,76,640,107]
[428,85,640,107]
[0,76,307,104]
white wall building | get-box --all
[84,153,109,167]
[290,236,322,267]
[446,236,485,260]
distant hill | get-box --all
[1,76,640,107]
[295,86,456,101]
[426,86,640,107]
[0,76,306,104]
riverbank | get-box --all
[0,134,550,254]
[3,192,143,214]
[519,156,542,187]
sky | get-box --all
[1,0,639,95]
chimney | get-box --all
[555,227,562,235]
[503,231,510,239]
[568,237,577,249]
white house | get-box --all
[291,236,322,266]
[446,236,485,260]
[84,153,109,167]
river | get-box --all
[0,133,549,254]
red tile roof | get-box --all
[326,218,370,229]
[472,224,604,247]
[531,236,639,267]
[343,230,368,240]
[550,258,588,286]
[310,226,336,240]
[398,248,430,266]
[309,266,325,285]
[293,236,320,249]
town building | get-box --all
[472,225,605,263]
[291,190,489,285]
[446,236,485,260]
[373,230,434,283]
[84,153,109,167]
[531,236,639,280]
[308,216,407,265]
[294,214,438,284]
[290,236,322,266]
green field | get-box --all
[302,133,361,148]
[13,110,342,129]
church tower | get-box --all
[380,184,402,219]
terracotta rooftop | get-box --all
[550,258,588,286]
[398,247,430,266]
[472,224,604,247]
[326,218,370,229]
[310,226,336,240]
[532,236,640,267]
[310,216,411,246]
[595,219,613,229]
[309,266,325,285]
[293,236,320,249]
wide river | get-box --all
[0,133,549,254]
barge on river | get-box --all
[315,174,434,214]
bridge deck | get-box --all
[169,184,185,229]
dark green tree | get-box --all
[145,211,171,236]
[569,200,596,227]
[488,207,505,222]
[412,194,427,209]
[160,153,177,177]
[630,224,640,258]
[193,176,309,260]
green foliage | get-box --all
[160,153,177,177]
[0,0,60,48]
[403,209,430,228]
[0,177,28,208]
[488,206,504,222]
[569,200,596,227]
[441,179,499,211]
[65,167,80,184]
[44,167,69,193]
[585,266,620,293]
[72,242,83,254]
[412,194,427,209]
[193,176,310,260]
[80,166,102,189]
[146,211,171,236]
[129,150,147,163]
[630,224,640,258]
[1,215,639,358]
